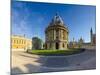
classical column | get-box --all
[47,43,50,49]
[66,42,68,49]
[52,30,53,40]
[47,31,49,41]
[52,42,55,50]
[65,31,66,40]
[60,30,61,40]
[67,32,68,43]
[61,30,63,40]
[58,29,60,40]
[63,30,65,40]
[47,43,49,49]
[59,42,62,50]
[53,29,54,40]
[52,29,54,40]
[54,29,56,40]
[60,29,61,39]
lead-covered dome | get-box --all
[50,13,64,25]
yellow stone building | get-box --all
[11,35,32,51]
[45,13,69,50]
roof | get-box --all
[50,13,64,26]
[11,35,32,41]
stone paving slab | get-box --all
[11,50,96,74]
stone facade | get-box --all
[11,35,32,51]
[45,13,69,50]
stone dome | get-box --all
[50,13,64,25]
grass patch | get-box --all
[28,48,85,56]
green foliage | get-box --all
[32,37,43,50]
[29,48,84,56]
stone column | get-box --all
[66,42,68,49]
[52,42,55,50]
[60,30,62,39]
[67,32,68,44]
[59,29,60,40]
[63,30,65,40]
[53,30,54,40]
[52,30,53,41]
[46,43,48,49]
[61,30,63,40]
[48,31,49,41]
[59,42,62,50]
[64,31,66,40]
[54,29,56,40]
[47,43,49,49]
[49,31,51,41]
[45,33,46,41]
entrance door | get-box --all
[56,42,59,49]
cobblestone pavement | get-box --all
[11,49,96,74]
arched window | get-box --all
[56,42,59,49]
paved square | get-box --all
[11,49,96,74]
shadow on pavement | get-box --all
[11,50,96,74]
[42,57,69,68]
[11,67,23,75]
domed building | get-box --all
[45,13,69,50]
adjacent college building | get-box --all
[11,35,32,51]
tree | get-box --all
[32,37,43,50]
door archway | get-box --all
[56,42,59,49]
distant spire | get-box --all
[90,27,93,39]
[90,27,93,44]
[80,36,82,40]
[56,12,58,16]
[55,12,59,17]
[90,27,93,33]
[73,37,75,42]
[79,36,84,42]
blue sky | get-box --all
[11,1,96,42]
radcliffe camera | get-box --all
[11,0,96,74]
